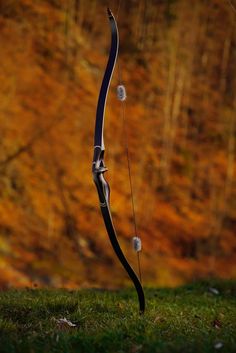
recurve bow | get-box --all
[92,8,145,314]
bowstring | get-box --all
[116,0,142,283]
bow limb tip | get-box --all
[107,7,113,18]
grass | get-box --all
[0,279,235,353]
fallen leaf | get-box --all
[54,317,77,330]
[214,342,223,349]
[130,344,143,353]
[154,316,161,323]
[154,316,165,323]
[209,287,220,295]
[212,319,222,329]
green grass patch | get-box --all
[0,279,235,352]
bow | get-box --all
[92,8,145,314]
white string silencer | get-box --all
[117,84,127,101]
[132,236,142,252]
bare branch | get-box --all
[0,113,65,169]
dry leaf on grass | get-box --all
[214,342,223,349]
[212,319,222,329]
[208,287,220,295]
[130,344,143,353]
[53,317,77,330]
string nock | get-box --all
[132,236,142,252]
[117,85,127,101]
[107,8,113,18]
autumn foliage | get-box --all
[0,0,235,289]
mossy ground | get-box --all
[0,280,235,353]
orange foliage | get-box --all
[0,0,235,289]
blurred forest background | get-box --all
[0,0,235,289]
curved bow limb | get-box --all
[92,8,145,314]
